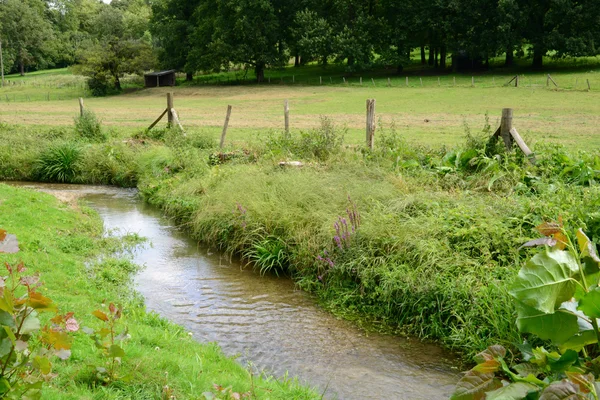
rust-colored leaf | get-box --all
[0,230,6,242]
[537,221,562,236]
[472,359,501,373]
[27,292,57,312]
[554,232,568,251]
[47,330,72,350]
[92,310,109,322]
[109,303,116,314]
[474,345,506,364]
[451,370,502,400]
[566,372,595,394]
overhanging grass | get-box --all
[0,184,318,399]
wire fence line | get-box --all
[0,74,597,104]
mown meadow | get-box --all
[1,65,600,392]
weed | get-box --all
[74,109,105,142]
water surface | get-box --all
[8,183,459,399]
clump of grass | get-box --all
[267,116,345,161]
[34,142,81,183]
[74,109,105,142]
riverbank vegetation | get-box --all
[0,184,319,398]
[1,106,600,361]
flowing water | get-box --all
[7,183,459,399]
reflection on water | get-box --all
[7,183,459,400]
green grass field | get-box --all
[2,65,600,151]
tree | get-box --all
[0,0,56,75]
[76,4,155,94]
[151,0,201,81]
[187,0,285,82]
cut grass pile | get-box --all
[0,184,318,399]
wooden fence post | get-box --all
[406,77,409,87]
[220,105,232,148]
[515,75,519,87]
[372,78,376,87]
[387,78,391,87]
[453,77,456,86]
[500,108,514,151]
[167,93,174,126]
[360,77,363,85]
[587,79,591,91]
[284,99,290,137]
[420,77,423,86]
[366,99,376,150]
[78,97,84,116]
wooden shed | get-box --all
[144,70,176,88]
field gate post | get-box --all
[78,97,84,116]
[220,105,232,148]
[167,93,174,126]
[366,99,376,150]
[500,108,514,151]
[284,99,290,137]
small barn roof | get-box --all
[144,69,176,77]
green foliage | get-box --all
[34,142,81,183]
[243,234,289,276]
[266,116,345,161]
[0,261,78,399]
[83,302,129,384]
[74,110,105,142]
[452,222,600,399]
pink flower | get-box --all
[65,317,79,332]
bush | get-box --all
[34,142,81,183]
[75,110,105,142]
[86,72,114,97]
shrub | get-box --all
[74,110,105,142]
[34,142,81,183]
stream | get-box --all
[8,183,459,399]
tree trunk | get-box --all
[294,53,300,67]
[505,47,514,67]
[255,63,265,82]
[428,46,434,66]
[434,47,439,68]
[420,45,426,64]
[532,47,543,69]
[20,60,24,76]
[186,72,193,82]
[440,46,447,69]
[347,55,355,66]
[451,53,457,72]
[114,75,122,91]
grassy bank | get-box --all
[1,115,600,361]
[0,184,318,399]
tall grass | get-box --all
[34,142,81,183]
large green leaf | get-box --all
[486,382,540,400]
[559,330,598,353]
[510,249,579,314]
[450,371,502,400]
[578,287,600,319]
[515,301,579,344]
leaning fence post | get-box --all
[366,99,376,150]
[220,105,232,148]
[500,108,514,151]
[167,93,174,126]
[78,97,84,116]
[284,99,290,137]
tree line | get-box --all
[1,0,599,88]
